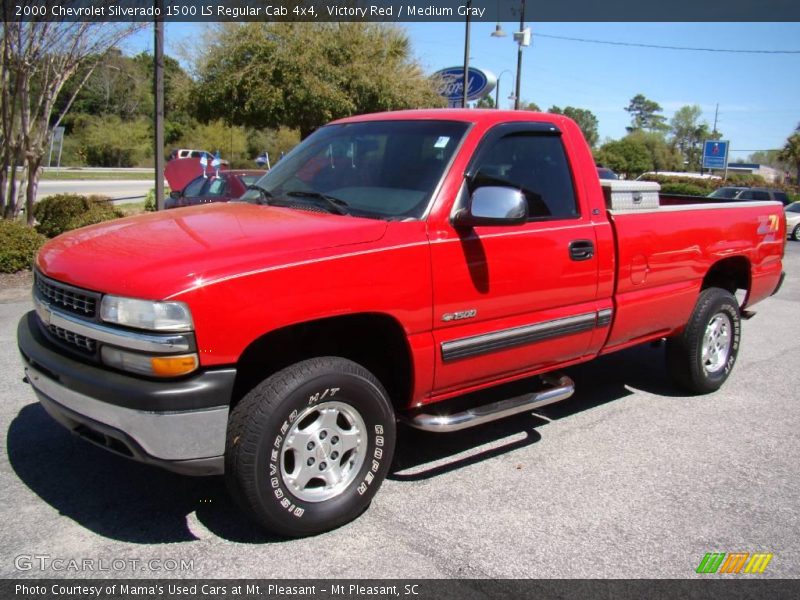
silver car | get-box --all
[786,201,800,241]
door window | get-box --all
[469,134,578,220]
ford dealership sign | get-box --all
[432,67,497,105]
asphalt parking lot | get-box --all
[1,243,798,580]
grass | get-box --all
[39,169,155,181]
[116,201,149,216]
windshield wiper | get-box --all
[245,183,273,205]
[285,191,350,215]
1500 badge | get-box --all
[442,309,478,322]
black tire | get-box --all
[225,357,396,537]
[792,224,800,241]
[666,287,741,394]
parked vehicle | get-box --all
[596,166,618,180]
[786,201,800,240]
[168,148,213,161]
[708,186,791,205]
[165,170,265,209]
[18,110,785,537]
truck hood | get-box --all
[37,203,388,299]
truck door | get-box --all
[430,123,600,394]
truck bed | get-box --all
[603,199,785,355]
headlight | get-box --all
[100,296,193,332]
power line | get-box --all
[535,33,800,54]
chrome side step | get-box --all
[401,374,575,433]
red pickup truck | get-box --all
[18,110,785,537]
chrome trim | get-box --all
[25,364,228,462]
[597,309,613,327]
[402,374,574,432]
[441,311,599,362]
[34,296,193,353]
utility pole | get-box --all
[154,3,165,210]
[712,103,719,136]
[514,0,526,110]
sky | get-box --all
[124,21,800,161]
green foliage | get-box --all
[625,93,669,133]
[669,105,716,172]
[476,95,495,109]
[549,105,599,148]
[655,182,712,196]
[520,101,540,111]
[143,185,170,211]
[0,221,46,273]
[78,115,152,167]
[33,194,123,238]
[627,130,683,173]
[195,22,445,139]
[174,119,249,166]
[778,131,800,183]
[594,137,653,178]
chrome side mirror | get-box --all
[454,186,528,228]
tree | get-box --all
[195,23,444,139]
[476,95,495,109]
[628,130,682,173]
[520,101,540,111]
[594,137,652,178]
[669,105,718,171]
[548,105,599,148]
[778,128,800,183]
[78,115,151,168]
[625,94,669,133]
[1,22,145,222]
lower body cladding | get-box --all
[17,312,235,476]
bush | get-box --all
[658,182,712,196]
[143,186,170,212]
[0,220,46,273]
[34,194,124,238]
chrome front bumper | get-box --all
[26,364,228,475]
[18,311,234,476]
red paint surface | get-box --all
[36,109,786,407]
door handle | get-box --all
[569,240,595,261]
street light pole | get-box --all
[514,0,526,110]
[495,69,512,109]
[462,0,472,108]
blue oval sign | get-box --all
[432,67,497,104]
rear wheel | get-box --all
[666,287,741,394]
[225,357,396,537]
[792,224,800,241]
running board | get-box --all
[401,374,575,433]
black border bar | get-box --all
[5,0,800,22]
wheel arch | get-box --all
[230,313,413,413]
[702,256,751,300]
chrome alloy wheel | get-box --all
[279,401,366,502]
[702,313,733,374]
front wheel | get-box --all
[666,287,741,394]
[225,357,396,537]
[792,224,800,241]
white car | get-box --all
[786,201,800,240]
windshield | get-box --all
[787,202,800,213]
[709,187,745,199]
[242,120,469,219]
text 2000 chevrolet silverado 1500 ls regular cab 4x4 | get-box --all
[18,110,786,536]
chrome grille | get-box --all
[35,273,98,318]
[47,324,97,353]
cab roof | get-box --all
[331,108,565,127]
